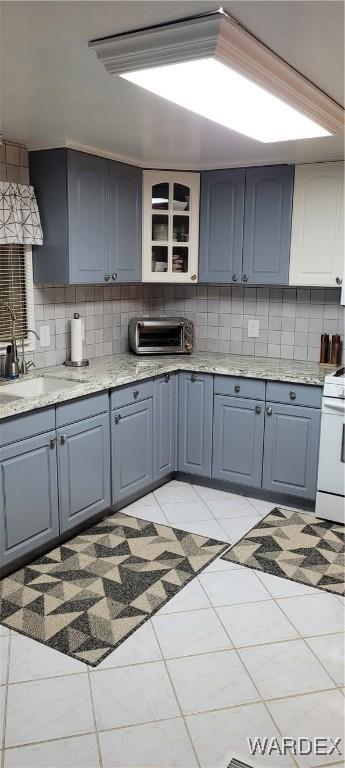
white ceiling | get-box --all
[1,0,344,169]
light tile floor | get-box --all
[0,480,344,768]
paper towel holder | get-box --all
[64,313,89,367]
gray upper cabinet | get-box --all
[178,372,213,477]
[111,398,153,504]
[262,402,321,499]
[68,151,109,283]
[109,161,142,282]
[199,169,245,283]
[58,412,110,533]
[29,148,142,284]
[0,432,59,568]
[242,165,294,284]
[153,373,177,480]
[212,395,264,488]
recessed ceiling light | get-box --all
[89,10,344,144]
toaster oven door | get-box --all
[137,322,184,353]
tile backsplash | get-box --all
[1,140,344,369]
[31,283,344,368]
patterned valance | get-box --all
[0,181,43,245]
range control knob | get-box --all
[336,385,345,398]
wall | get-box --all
[1,140,344,368]
[32,282,344,368]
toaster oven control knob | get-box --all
[336,385,345,398]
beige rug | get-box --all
[0,511,228,666]
[221,507,344,596]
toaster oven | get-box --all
[128,317,194,355]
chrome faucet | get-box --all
[0,298,20,377]
[20,329,40,375]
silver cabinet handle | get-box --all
[266,406,273,415]
[255,405,262,414]
[289,391,296,400]
[112,273,118,281]
[191,274,197,281]
[133,389,139,399]
[234,384,241,393]
[104,274,110,282]
[336,276,342,285]
[164,374,170,383]
[232,273,238,282]
[243,274,249,282]
[60,433,68,445]
[191,373,197,382]
[49,436,57,449]
[114,414,122,425]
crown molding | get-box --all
[89,11,344,137]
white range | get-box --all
[316,367,345,524]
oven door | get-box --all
[317,397,345,496]
[137,321,184,354]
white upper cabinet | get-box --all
[142,171,200,282]
[289,162,344,287]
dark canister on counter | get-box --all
[320,334,330,364]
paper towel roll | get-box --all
[71,313,83,363]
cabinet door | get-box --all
[0,433,59,568]
[58,413,110,533]
[212,396,264,488]
[199,169,245,283]
[109,161,142,282]
[112,399,153,503]
[68,150,109,283]
[262,403,321,499]
[153,373,177,480]
[178,373,213,477]
[289,162,344,287]
[242,165,294,284]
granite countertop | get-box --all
[0,352,333,421]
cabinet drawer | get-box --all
[266,382,322,408]
[214,375,265,400]
[111,378,153,410]
[0,407,55,447]
[56,392,109,427]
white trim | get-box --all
[89,12,344,137]
[0,246,36,354]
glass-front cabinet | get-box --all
[143,171,200,282]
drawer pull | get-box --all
[111,273,118,281]
[114,414,122,425]
[232,273,238,282]
[164,374,170,383]
[242,274,249,282]
[289,391,296,400]
[191,373,197,382]
[255,405,261,414]
[60,433,68,445]
[104,273,111,282]
[234,384,241,393]
[133,389,139,399]
[49,436,57,449]
[266,406,273,416]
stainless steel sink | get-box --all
[0,376,80,398]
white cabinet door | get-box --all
[142,170,200,282]
[289,162,344,287]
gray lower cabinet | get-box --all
[178,372,213,477]
[212,396,265,488]
[58,413,111,532]
[262,402,321,499]
[153,374,177,480]
[112,398,153,503]
[0,432,59,568]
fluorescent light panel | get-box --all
[121,58,330,143]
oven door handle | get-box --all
[341,424,345,464]
[323,399,345,414]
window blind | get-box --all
[0,244,27,343]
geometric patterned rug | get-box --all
[0,511,228,666]
[221,507,344,596]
